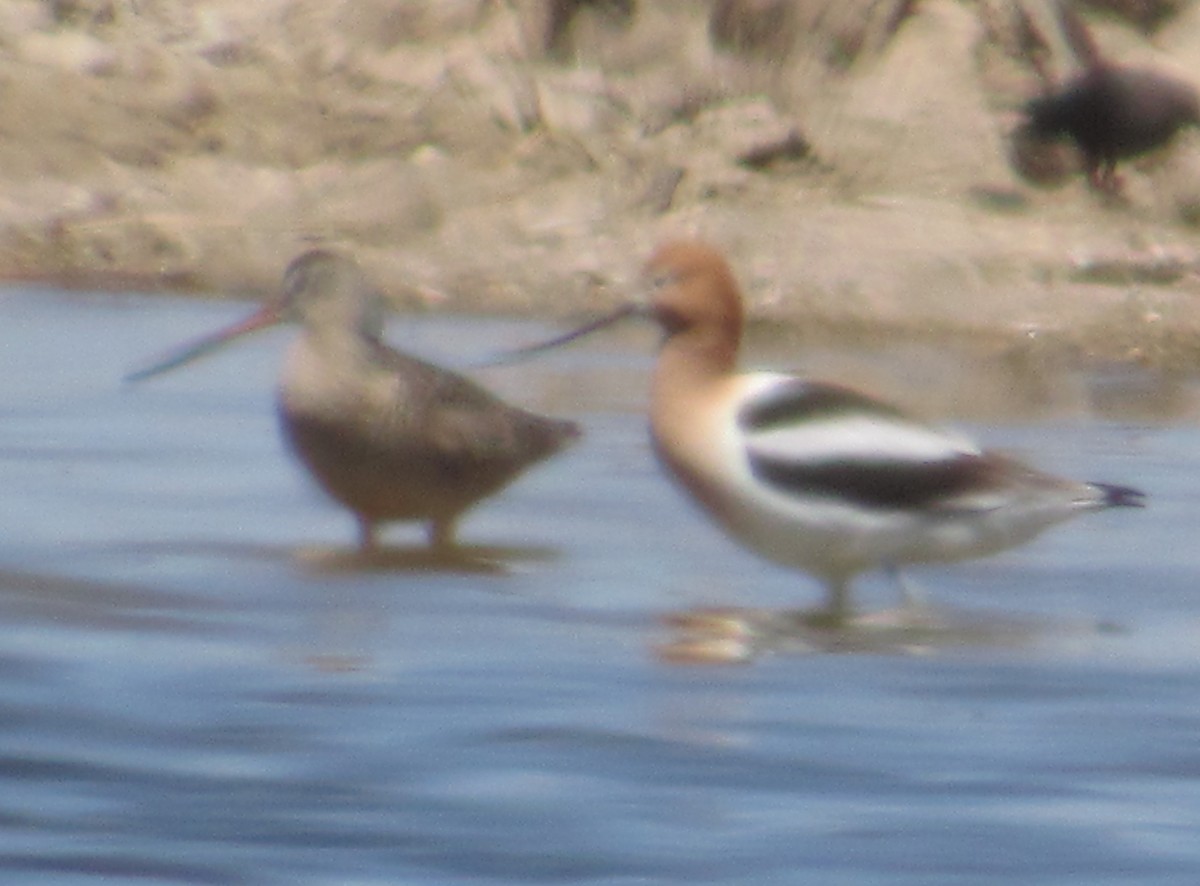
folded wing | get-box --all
[739,379,1018,512]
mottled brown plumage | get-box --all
[129,250,579,551]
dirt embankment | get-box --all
[2,0,1200,367]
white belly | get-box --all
[652,375,1083,583]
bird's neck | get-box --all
[651,324,738,435]
[302,322,378,362]
[280,329,381,420]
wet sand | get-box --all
[3,0,1200,366]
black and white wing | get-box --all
[737,378,1023,513]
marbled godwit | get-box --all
[129,249,580,551]
[501,240,1144,619]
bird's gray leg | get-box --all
[356,516,379,553]
[428,517,458,552]
[823,577,854,626]
[885,563,929,612]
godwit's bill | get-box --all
[125,304,284,383]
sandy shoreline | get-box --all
[2,0,1199,367]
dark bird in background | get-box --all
[128,250,581,553]
[1019,0,1199,194]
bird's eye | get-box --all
[649,270,677,291]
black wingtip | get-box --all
[1093,482,1147,509]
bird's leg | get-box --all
[806,577,854,629]
[356,516,379,554]
[1103,160,1125,195]
[885,563,929,613]
[428,517,458,552]
[1089,159,1125,198]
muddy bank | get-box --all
[1,0,1199,367]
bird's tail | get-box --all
[1091,482,1146,508]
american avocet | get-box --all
[505,240,1144,619]
[128,249,580,552]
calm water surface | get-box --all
[0,287,1198,884]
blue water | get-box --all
[0,287,1197,884]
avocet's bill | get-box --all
[484,302,640,366]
